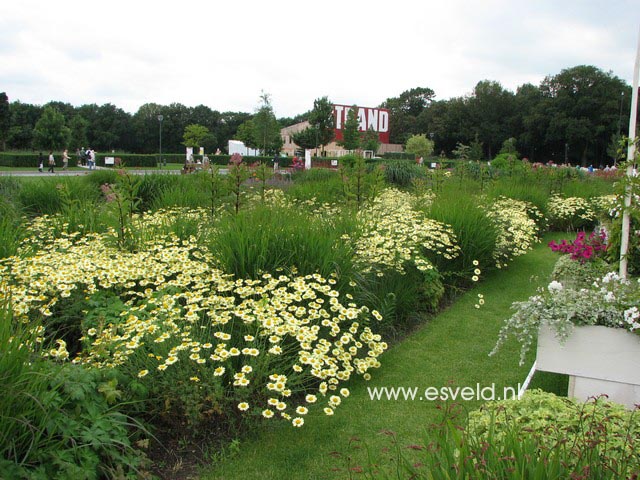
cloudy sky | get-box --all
[1,0,638,117]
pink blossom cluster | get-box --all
[549,230,607,262]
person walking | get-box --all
[89,148,96,170]
[62,149,70,170]
[47,151,55,173]
[37,152,44,172]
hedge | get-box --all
[381,152,414,160]
[0,153,296,168]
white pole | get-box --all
[619,26,640,279]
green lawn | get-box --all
[200,233,567,480]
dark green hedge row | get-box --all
[381,152,415,160]
[0,153,301,168]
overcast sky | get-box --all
[1,0,638,117]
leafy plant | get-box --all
[335,390,640,479]
[491,267,640,365]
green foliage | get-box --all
[0,195,24,258]
[226,154,251,214]
[469,134,483,161]
[428,190,498,286]
[405,133,434,159]
[308,96,335,153]
[183,123,211,148]
[17,178,64,215]
[69,114,89,151]
[286,168,344,203]
[380,160,426,187]
[101,170,142,251]
[338,105,360,151]
[251,91,283,155]
[551,254,610,288]
[0,302,147,479]
[253,162,273,202]
[487,178,549,216]
[207,204,356,283]
[452,141,470,160]
[33,106,71,150]
[0,92,9,150]
[341,390,640,479]
[291,126,318,151]
[499,136,519,156]
[339,155,385,209]
[360,127,380,153]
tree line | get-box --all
[381,65,633,166]
[0,64,633,165]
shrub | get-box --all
[1,208,387,434]
[208,202,356,284]
[0,301,148,479]
[491,271,640,365]
[547,194,597,231]
[428,189,498,286]
[551,254,610,288]
[337,390,640,479]
[481,196,542,269]
[380,160,426,187]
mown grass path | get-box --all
[202,233,565,480]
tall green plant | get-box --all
[227,154,251,214]
[339,155,384,210]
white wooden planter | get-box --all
[536,324,640,409]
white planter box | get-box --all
[536,324,640,409]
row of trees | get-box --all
[0,96,253,154]
[0,65,633,165]
[381,65,632,165]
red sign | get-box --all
[333,105,390,144]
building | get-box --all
[280,104,403,157]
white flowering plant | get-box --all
[491,270,640,365]
[1,207,388,430]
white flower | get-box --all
[547,281,563,293]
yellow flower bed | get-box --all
[1,208,387,426]
[352,189,461,274]
[482,197,542,268]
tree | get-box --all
[338,106,360,150]
[236,120,257,149]
[469,134,484,161]
[0,92,9,151]
[6,101,41,150]
[468,80,516,158]
[360,127,380,154]
[291,126,319,151]
[252,91,282,155]
[380,87,435,144]
[131,103,163,153]
[183,124,210,148]
[33,106,70,150]
[499,137,519,157]
[405,134,434,159]
[308,96,334,155]
[539,65,629,166]
[69,115,89,150]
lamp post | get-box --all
[157,114,164,168]
[564,142,569,165]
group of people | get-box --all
[37,147,98,173]
[78,147,97,170]
[38,149,71,173]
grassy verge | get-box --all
[200,233,566,480]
